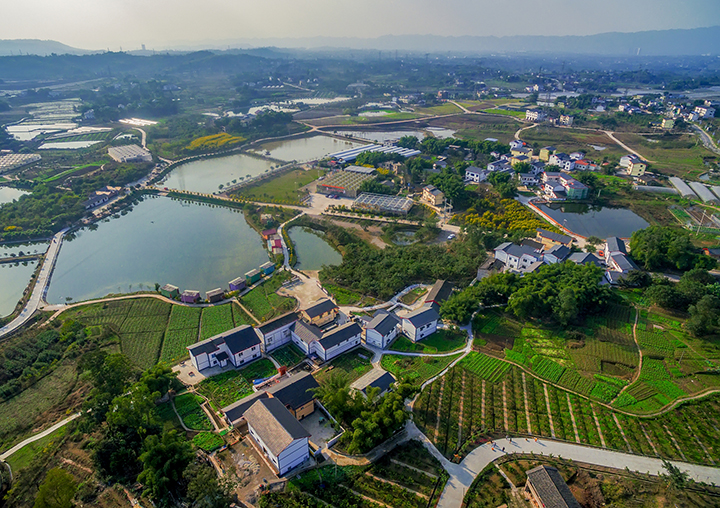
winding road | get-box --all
[0,228,67,340]
[692,124,720,156]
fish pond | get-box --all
[161,153,275,194]
[0,261,36,317]
[0,187,29,206]
[537,203,650,239]
[46,196,270,303]
[287,227,342,271]
[252,135,364,162]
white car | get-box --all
[448,233,456,240]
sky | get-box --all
[2,0,720,50]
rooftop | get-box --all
[526,465,581,508]
[366,310,400,336]
[257,312,299,335]
[319,321,362,350]
[425,280,454,304]
[353,193,414,214]
[403,303,440,328]
[243,398,311,457]
[302,299,338,319]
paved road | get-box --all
[0,412,81,461]
[0,228,67,340]
[434,437,720,508]
[133,127,147,149]
[692,124,720,156]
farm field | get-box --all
[413,357,720,466]
[283,439,448,508]
[614,132,715,179]
[270,344,306,368]
[173,392,213,431]
[195,358,277,410]
[389,328,467,354]
[239,271,296,322]
[237,168,319,204]
[199,304,235,340]
[314,347,374,385]
[380,353,462,386]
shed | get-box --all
[245,269,262,285]
[181,290,200,304]
[206,288,224,303]
[229,277,247,292]
[260,261,275,275]
[160,284,179,299]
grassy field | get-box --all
[199,304,235,340]
[389,329,467,354]
[399,287,427,305]
[270,344,307,368]
[238,168,320,203]
[484,109,526,118]
[6,425,68,473]
[240,271,296,322]
[614,132,716,179]
[323,284,362,305]
[522,125,625,159]
[196,358,277,409]
[381,353,462,386]
[428,114,518,144]
[414,103,463,115]
[314,347,374,385]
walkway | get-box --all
[603,130,655,162]
[435,437,720,508]
[0,412,81,461]
[0,228,67,340]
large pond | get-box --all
[288,227,342,271]
[0,187,29,206]
[0,242,48,258]
[161,153,275,194]
[46,196,270,303]
[537,203,650,239]
[0,261,36,317]
[252,135,364,162]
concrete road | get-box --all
[435,437,720,508]
[0,228,67,340]
[0,412,81,461]
[692,124,720,156]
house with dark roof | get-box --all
[181,290,200,304]
[291,320,363,362]
[363,310,400,349]
[300,299,339,327]
[187,325,262,372]
[401,304,440,342]
[568,252,604,267]
[536,229,573,248]
[525,465,580,508]
[425,280,454,306]
[256,312,299,353]
[605,237,626,262]
[244,398,311,475]
[494,242,543,272]
[222,372,320,427]
[353,370,397,397]
[607,253,637,273]
[206,288,224,303]
[544,244,571,264]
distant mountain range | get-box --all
[0,39,93,56]
[2,26,720,57]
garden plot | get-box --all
[196,359,276,409]
[173,393,213,431]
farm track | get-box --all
[543,384,556,438]
[567,393,580,443]
[522,373,532,434]
[434,378,446,442]
[458,372,466,447]
[663,425,688,462]
[689,425,716,466]
[640,423,659,456]
[502,381,509,432]
[591,405,607,448]
[613,414,633,453]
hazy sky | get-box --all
[2,0,720,49]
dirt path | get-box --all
[390,459,438,479]
[434,377,446,442]
[515,123,538,140]
[522,373,532,434]
[689,427,715,465]
[481,380,486,425]
[502,381,509,432]
[543,384,556,438]
[663,425,688,462]
[566,393,580,443]
[458,371,466,447]
[603,130,655,162]
[639,423,659,455]
[591,405,607,448]
[366,473,429,499]
[236,301,261,324]
[612,414,633,453]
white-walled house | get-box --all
[188,325,262,372]
[364,310,400,349]
[244,397,310,475]
[494,242,543,271]
[256,312,299,353]
[291,321,363,362]
[401,304,440,342]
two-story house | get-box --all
[363,310,400,349]
[300,299,339,327]
[401,304,440,342]
[494,242,543,271]
[188,325,262,372]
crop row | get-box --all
[459,352,510,383]
[531,357,565,383]
[167,305,201,331]
[119,314,170,334]
[160,328,199,364]
[199,305,235,340]
[121,331,163,370]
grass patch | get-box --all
[315,347,374,385]
[484,108,526,118]
[238,168,319,204]
[381,353,462,386]
[389,329,467,354]
[192,432,225,452]
[240,271,296,322]
[174,392,213,431]
[196,358,277,408]
[399,287,427,305]
[270,343,307,368]
[200,305,235,340]
[6,424,67,473]
[323,284,362,305]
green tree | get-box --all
[140,363,182,397]
[33,468,77,508]
[138,430,194,505]
[686,295,720,337]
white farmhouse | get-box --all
[363,310,400,349]
[401,304,440,342]
[244,397,310,475]
[188,325,262,372]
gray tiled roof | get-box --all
[526,465,581,508]
[404,304,440,328]
[257,312,299,335]
[366,310,399,336]
[293,320,323,344]
[425,280,454,304]
[302,299,338,319]
[537,228,572,245]
[568,252,603,266]
[319,322,362,350]
[222,391,269,425]
[223,325,262,355]
[269,372,320,410]
[606,237,627,254]
[244,398,310,457]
